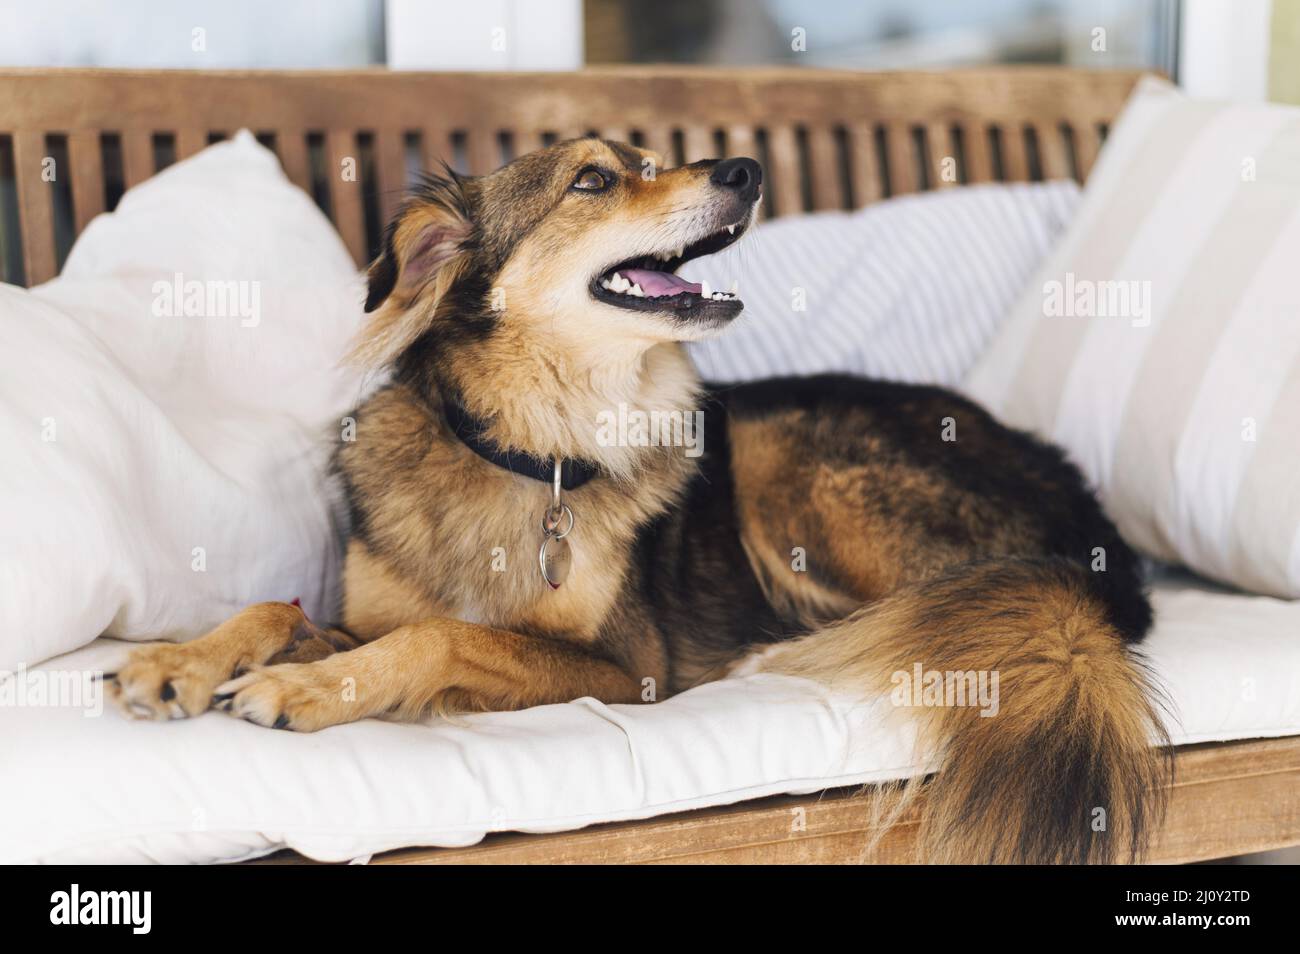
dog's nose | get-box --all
[710,157,762,202]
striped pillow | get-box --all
[965,78,1300,599]
[685,180,1080,387]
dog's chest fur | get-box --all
[335,383,694,645]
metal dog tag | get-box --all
[539,503,575,590]
[539,532,572,590]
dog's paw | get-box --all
[109,643,234,720]
[213,661,360,733]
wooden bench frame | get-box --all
[2,65,1137,284]
[4,65,1296,864]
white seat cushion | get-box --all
[3,573,1297,863]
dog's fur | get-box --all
[111,138,1170,863]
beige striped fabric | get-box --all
[965,78,1300,599]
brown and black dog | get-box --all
[110,137,1169,863]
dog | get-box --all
[110,137,1170,863]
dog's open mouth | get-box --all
[590,218,749,320]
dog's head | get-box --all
[355,137,761,369]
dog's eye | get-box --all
[571,168,609,192]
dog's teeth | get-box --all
[602,278,614,290]
[727,224,736,235]
[699,280,711,298]
[629,283,644,297]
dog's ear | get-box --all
[363,183,470,313]
[351,171,473,366]
[363,233,401,313]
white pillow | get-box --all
[685,180,1080,386]
[965,78,1300,599]
[0,131,364,670]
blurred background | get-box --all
[0,0,1295,103]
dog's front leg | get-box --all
[212,618,643,732]
[110,602,357,720]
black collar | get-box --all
[441,396,602,491]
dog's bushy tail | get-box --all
[761,557,1171,864]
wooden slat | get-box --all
[467,129,499,175]
[961,122,996,184]
[1035,121,1072,180]
[372,130,409,227]
[275,131,311,192]
[884,122,917,195]
[12,131,57,285]
[514,130,545,157]
[175,128,207,161]
[681,126,714,164]
[598,125,630,145]
[1000,123,1031,181]
[254,736,1300,865]
[420,127,451,172]
[639,126,675,165]
[1074,122,1105,181]
[724,124,756,161]
[805,125,842,210]
[845,122,883,208]
[326,129,366,265]
[765,124,802,217]
[66,129,104,235]
[925,122,958,190]
[120,131,154,189]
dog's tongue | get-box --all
[621,268,701,297]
